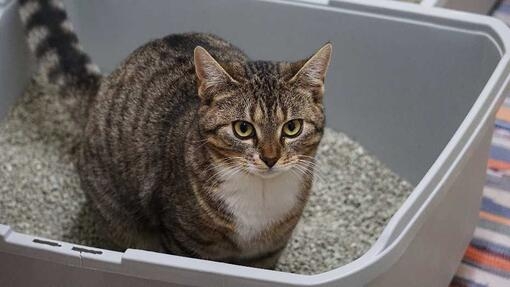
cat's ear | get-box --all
[194,46,238,99]
[289,43,332,90]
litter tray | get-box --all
[1,0,510,286]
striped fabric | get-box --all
[451,3,510,284]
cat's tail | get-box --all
[18,0,101,93]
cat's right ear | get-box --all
[194,46,238,99]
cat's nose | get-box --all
[260,155,279,168]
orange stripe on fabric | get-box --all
[480,211,510,226]
[497,106,510,122]
[464,245,510,272]
[488,159,510,171]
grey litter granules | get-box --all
[0,81,414,275]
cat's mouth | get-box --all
[249,165,290,179]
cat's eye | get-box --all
[282,119,303,138]
[233,121,255,139]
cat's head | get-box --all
[194,44,332,180]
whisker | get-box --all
[297,155,316,160]
[296,159,324,173]
[295,161,327,184]
[204,165,241,195]
[296,157,328,178]
[209,166,244,196]
[219,166,243,180]
[204,158,247,188]
[293,164,313,178]
[288,169,307,188]
[203,157,245,173]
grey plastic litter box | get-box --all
[1,0,510,286]
[421,0,499,14]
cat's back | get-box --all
[110,32,247,83]
[87,32,247,149]
[162,33,247,62]
[98,32,246,95]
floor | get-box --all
[450,2,510,286]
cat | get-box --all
[19,0,332,268]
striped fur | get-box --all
[20,0,332,268]
[18,0,100,91]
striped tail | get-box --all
[18,0,101,91]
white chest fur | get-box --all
[218,171,302,245]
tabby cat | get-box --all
[19,0,332,268]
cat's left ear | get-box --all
[194,46,238,99]
[289,43,332,93]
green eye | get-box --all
[233,121,255,139]
[282,119,303,138]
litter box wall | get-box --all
[421,0,499,14]
[1,0,510,286]
[0,0,31,120]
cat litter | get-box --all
[0,80,413,275]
